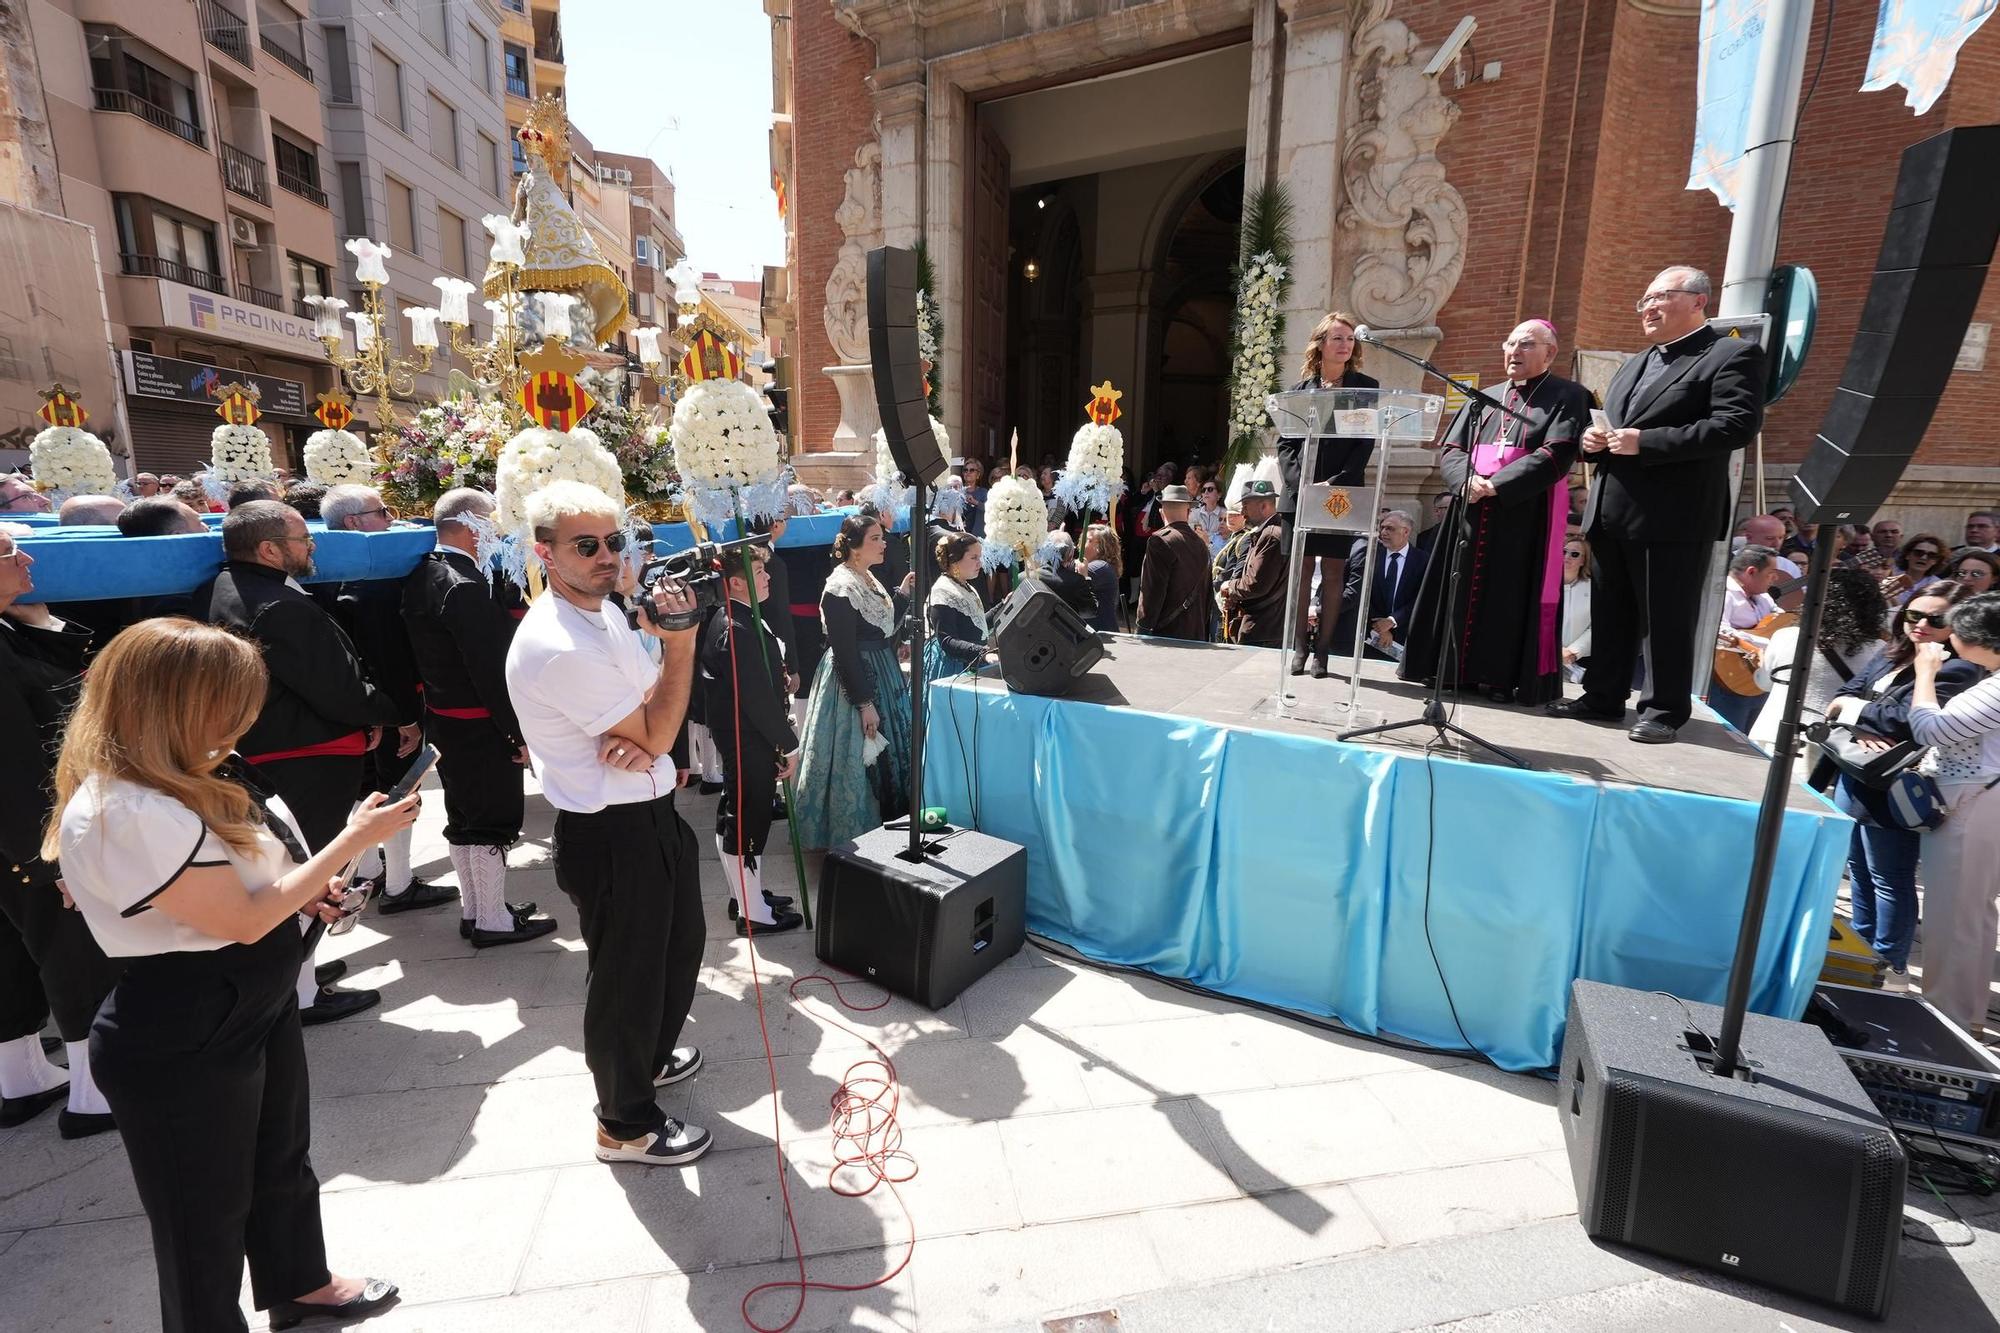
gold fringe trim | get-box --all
[486,263,631,343]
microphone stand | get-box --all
[1336,333,1535,768]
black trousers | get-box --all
[248,753,364,854]
[0,878,123,1041]
[429,713,524,847]
[94,924,329,1333]
[0,908,48,1043]
[715,734,778,860]
[1581,536,1709,728]
[552,793,705,1140]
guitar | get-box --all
[1712,574,1808,696]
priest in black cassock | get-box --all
[1399,320,1592,705]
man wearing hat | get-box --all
[1220,480,1289,647]
[1136,484,1212,642]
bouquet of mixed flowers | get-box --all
[578,379,681,509]
[379,398,512,513]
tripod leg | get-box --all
[1439,723,1531,769]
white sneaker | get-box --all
[1884,967,1912,993]
[653,1046,702,1086]
[595,1119,711,1165]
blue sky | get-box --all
[560,0,787,282]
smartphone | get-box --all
[325,745,437,936]
[384,743,439,801]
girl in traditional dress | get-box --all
[926,532,990,678]
[793,515,912,847]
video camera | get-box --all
[635,531,773,629]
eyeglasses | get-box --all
[1201,487,1219,495]
[352,506,390,521]
[1903,609,1950,628]
[560,531,629,558]
[1959,565,1993,580]
[1909,548,1943,560]
[1635,289,1700,312]
[1564,549,1584,559]
[270,534,316,547]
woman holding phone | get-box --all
[45,618,420,1332]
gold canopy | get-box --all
[487,97,629,345]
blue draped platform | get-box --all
[922,643,1850,1073]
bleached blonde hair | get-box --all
[526,480,621,541]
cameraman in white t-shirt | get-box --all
[503,481,712,1166]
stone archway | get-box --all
[1141,153,1245,475]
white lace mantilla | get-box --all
[928,574,988,639]
[825,563,897,639]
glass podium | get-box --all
[1265,386,1445,725]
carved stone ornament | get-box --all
[823,141,882,366]
[1335,0,1467,332]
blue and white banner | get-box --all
[1862,0,1997,115]
[1688,0,1770,210]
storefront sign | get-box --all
[155,279,326,355]
[121,350,309,418]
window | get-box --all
[325,26,353,102]
[427,93,458,168]
[288,253,329,305]
[112,194,222,288]
[635,236,651,267]
[337,160,366,236]
[470,28,491,93]
[511,135,527,176]
[372,46,404,131]
[503,43,529,98]
[385,175,416,254]
[271,127,325,202]
[420,0,450,52]
[478,132,500,197]
[438,206,468,276]
[87,32,204,140]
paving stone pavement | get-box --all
[1,778,1995,1332]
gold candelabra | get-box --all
[442,261,528,429]
[312,278,433,434]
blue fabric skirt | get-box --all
[923,638,980,683]
[793,642,912,849]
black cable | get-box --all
[1768,0,1836,260]
[1651,990,1719,1056]
[1420,737,1483,1061]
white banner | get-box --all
[1688,0,1770,210]
[155,279,325,356]
[1862,0,1998,115]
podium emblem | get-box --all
[1321,489,1353,522]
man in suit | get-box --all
[1335,510,1427,661]
[1136,485,1213,642]
[1551,266,1765,743]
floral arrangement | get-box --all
[29,425,118,500]
[1053,421,1125,517]
[380,399,512,513]
[201,423,276,500]
[575,374,681,508]
[492,425,625,537]
[915,240,941,418]
[981,473,1049,571]
[1222,184,1295,470]
[301,429,374,485]
[669,376,786,527]
[865,415,946,514]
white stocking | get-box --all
[383,825,413,896]
[470,845,516,933]
[716,834,774,924]
[0,1033,66,1099]
[449,844,476,920]
[354,844,384,882]
[296,955,319,1008]
[64,1041,109,1115]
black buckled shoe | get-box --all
[736,908,804,937]
[469,912,558,949]
[1546,697,1625,723]
[298,986,380,1026]
[313,959,347,988]
[1628,719,1680,745]
[268,1277,400,1329]
[725,891,795,921]
[375,878,457,915]
[460,902,541,939]
[0,1083,66,1128]
[57,1109,117,1140]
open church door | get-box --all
[966,115,1010,463]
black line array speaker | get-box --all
[1558,981,1905,1318]
[866,246,949,486]
[815,824,1026,1009]
[1791,123,2000,524]
[990,577,1105,697]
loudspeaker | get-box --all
[866,247,949,486]
[1558,981,1905,1318]
[1791,123,2000,524]
[991,577,1105,697]
[815,824,1027,1009]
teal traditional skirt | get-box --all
[793,641,912,849]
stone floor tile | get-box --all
[0,1128,140,1230]
[372,948,562,1019]
[911,1214,1170,1333]
[0,1214,163,1332]
[393,1001,592,1090]
[677,1048,851,1155]
[516,1151,785,1288]
[300,1278,654,1332]
[998,1099,1239,1225]
[309,1082,485,1190]
[1191,1080,1432,1193]
[314,1172,555,1304]
[789,984,973,1054]
[1347,1155,1583,1246]
[890,1023,1097,1127]
[1220,1009,1473,1086]
[441,1072,609,1178]
[957,964,1148,1039]
[781,1120,1021,1252]
[1360,1062,1566,1167]
[1136,1182,1386,1284]
[0,1230,19,1258]
[1055,1013,1278,1106]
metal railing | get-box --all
[260,35,313,82]
[90,88,206,148]
[119,253,227,294]
[235,280,282,310]
[199,0,254,69]
[505,74,530,98]
[535,37,563,63]
[293,297,319,319]
[219,142,269,204]
[276,166,328,207]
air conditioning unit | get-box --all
[229,216,261,248]
[612,168,632,184]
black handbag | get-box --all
[1804,719,1924,790]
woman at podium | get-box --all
[1275,311,1378,677]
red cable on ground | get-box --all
[720,588,919,1333]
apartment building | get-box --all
[497,0,560,189]
[24,0,343,473]
[313,0,511,409]
[595,149,685,408]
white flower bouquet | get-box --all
[302,428,375,485]
[669,377,786,527]
[982,474,1049,571]
[200,423,276,500]
[29,425,118,501]
[1052,421,1126,517]
[493,425,625,537]
[1226,250,1290,461]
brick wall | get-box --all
[790,2,877,454]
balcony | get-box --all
[235,280,283,310]
[505,74,530,98]
[199,0,254,70]
[535,36,563,63]
[276,165,327,207]
[260,35,313,82]
[91,88,206,149]
[292,297,318,319]
[220,142,269,204]
[120,253,226,294]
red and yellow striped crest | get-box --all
[678,328,742,384]
[1085,379,1123,427]
[213,382,263,426]
[772,171,788,222]
[37,383,88,429]
[518,370,595,432]
[313,390,355,432]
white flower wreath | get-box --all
[492,425,625,537]
[1052,421,1126,517]
[28,425,118,501]
[669,377,785,526]
[982,474,1049,571]
[1226,251,1290,452]
[301,428,375,485]
[208,423,275,482]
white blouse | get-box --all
[1911,673,2000,785]
[58,777,303,957]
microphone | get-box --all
[1353,324,1380,343]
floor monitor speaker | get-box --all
[991,577,1105,697]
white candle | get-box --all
[433,277,475,326]
[347,311,377,352]
[536,291,575,340]
[635,326,663,365]
[404,306,440,349]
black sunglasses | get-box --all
[560,531,629,558]
[1902,608,1949,628]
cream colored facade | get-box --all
[499,0,560,186]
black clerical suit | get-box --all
[700,598,797,862]
[1580,327,1764,727]
[402,549,527,847]
[0,615,121,1049]
[192,562,402,851]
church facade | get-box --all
[767,0,1999,533]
